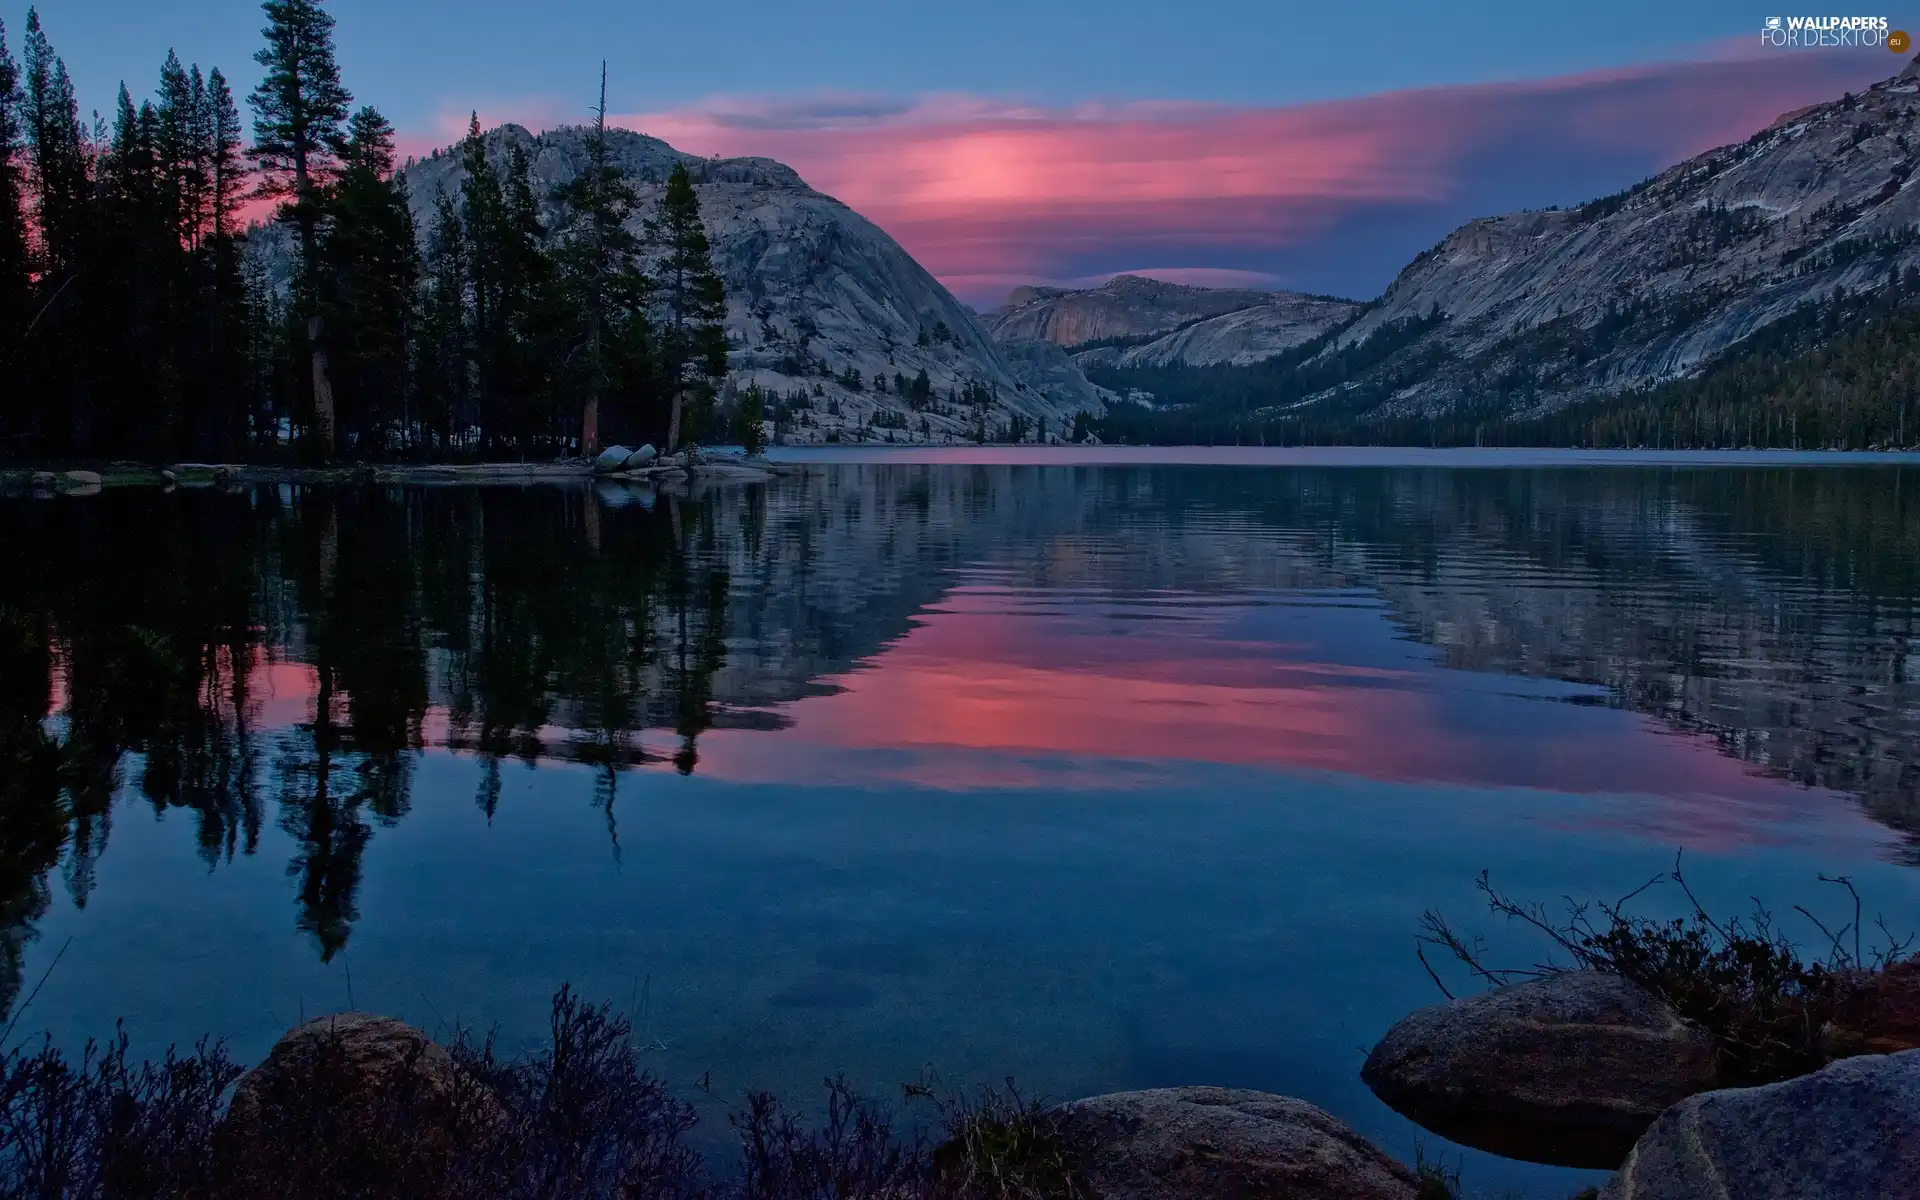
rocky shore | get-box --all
[14,960,1916,1199]
[0,451,801,496]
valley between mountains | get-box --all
[360,52,1920,447]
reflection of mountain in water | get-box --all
[1,464,1915,1013]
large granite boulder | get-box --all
[622,444,658,469]
[220,1013,504,1190]
[1602,1048,1920,1199]
[1054,1087,1421,1200]
[1361,972,1719,1168]
[594,445,632,473]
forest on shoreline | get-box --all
[0,1,733,467]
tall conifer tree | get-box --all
[319,106,417,450]
[649,163,725,452]
[555,63,646,455]
[249,0,352,457]
[418,186,471,453]
[0,20,28,398]
[21,10,92,452]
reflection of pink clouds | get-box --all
[252,659,324,729]
[690,597,1836,825]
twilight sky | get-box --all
[17,1,1914,303]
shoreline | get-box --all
[5,445,1918,496]
[0,458,812,493]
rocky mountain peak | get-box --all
[986,273,1362,369]
[396,125,1110,443]
[1302,52,1920,419]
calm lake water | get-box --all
[6,450,1920,1195]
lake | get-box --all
[5,450,1920,1196]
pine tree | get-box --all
[554,63,647,455]
[733,382,766,454]
[206,69,244,243]
[318,106,418,453]
[21,9,93,452]
[249,0,352,458]
[0,20,28,399]
[495,143,554,450]
[418,187,471,454]
[155,51,199,249]
[457,114,505,448]
[455,118,549,452]
[200,67,253,457]
[21,10,87,276]
[649,163,726,452]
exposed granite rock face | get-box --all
[995,338,1115,424]
[1602,1048,1920,1200]
[1361,972,1720,1168]
[1077,295,1362,368]
[1054,1087,1420,1200]
[1322,53,1920,418]
[376,125,1107,443]
[987,275,1285,348]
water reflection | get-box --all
[1,464,1916,1015]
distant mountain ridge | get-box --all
[1327,51,1920,418]
[985,275,1363,369]
[252,53,1920,447]
[1087,53,1920,442]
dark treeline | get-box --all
[0,483,736,1009]
[1091,271,1920,450]
[0,1,726,465]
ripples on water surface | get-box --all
[4,455,1919,1195]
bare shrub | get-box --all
[0,1031,242,1200]
[1417,854,1916,1084]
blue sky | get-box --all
[21,1,1810,131]
[12,2,1911,302]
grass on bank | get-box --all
[1418,853,1916,1085]
[0,988,1085,1200]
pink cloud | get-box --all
[610,48,1897,301]
[410,45,1903,303]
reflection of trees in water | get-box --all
[0,485,740,986]
[1,464,1916,1005]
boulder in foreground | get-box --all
[1602,1047,1920,1199]
[1054,1086,1421,1200]
[221,1012,503,1190]
[1361,971,1719,1168]
[593,445,632,473]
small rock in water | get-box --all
[1602,1048,1920,1199]
[623,444,657,469]
[1055,1086,1421,1200]
[63,470,103,486]
[593,445,631,473]
[1361,971,1719,1168]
